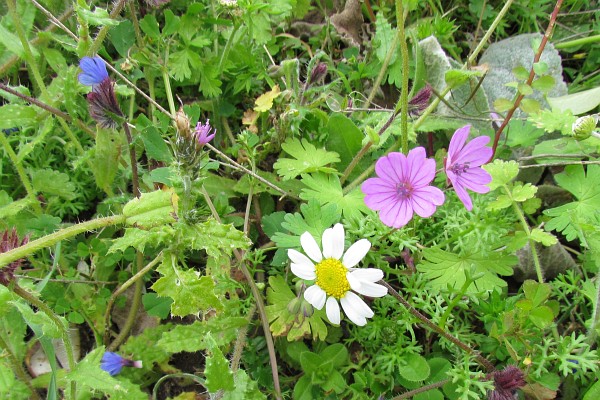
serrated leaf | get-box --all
[254,85,281,112]
[108,226,172,253]
[417,248,516,293]
[177,219,251,258]
[93,127,121,193]
[374,14,397,64]
[271,202,341,248]
[544,164,600,242]
[11,301,66,339]
[65,347,146,399]
[221,370,267,400]
[142,293,173,319]
[139,14,160,40]
[299,173,368,221]
[398,354,430,382]
[157,317,246,353]
[77,7,120,27]
[0,105,37,129]
[31,169,76,200]
[151,255,223,317]
[511,183,537,202]
[483,160,519,190]
[529,228,558,246]
[204,333,235,392]
[265,276,328,341]
[488,194,512,210]
[123,190,178,229]
[169,49,202,81]
[529,108,576,135]
[273,139,340,180]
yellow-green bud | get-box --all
[572,115,598,141]
[287,297,302,315]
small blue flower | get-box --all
[78,56,109,87]
[193,119,216,146]
[100,351,142,376]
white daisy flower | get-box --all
[288,223,387,326]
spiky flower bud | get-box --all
[308,63,328,85]
[408,84,432,117]
[87,79,124,129]
[487,365,526,400]
[0,228,29,285]
[572,115,598,141]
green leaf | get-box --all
[0,360,30,399]
[532,75,555,93]
[417,248,516,293]
[512,65,530,81]
[493,98,514,112]
[299,173,368,221]
[520,98,541,114]
[326,113,364,173]
[545,165,600,241]
[293,375,315,400]
[271,202,341,248]
[199,63,222,98]
[169,48,202,81]
[529,228,558,246]
[138,118,173,162]
[177,219,251,258]
[273,138,340,180]
[157,317,247,353]
[528,305,554,329]
[162,9,180,36]
[511,183,537,202]
[373,14,397,64]
[65,347,146,399]
[445,69,482,89]
[487,194,512,210]
[523,280,552,307]
[320,343,348,368]
[548,86,600,115]
[483,160,519,190]
[517,83,533,96]
[93,127,121,193]
[398,354,430,382]
[261,211,286,239]
[0,105,37,129]
[300,352,326,374]
[139,14,160,40]
[77,7,119,27]
[11,300,66,339]
[151,255,223,317]
[221,370,267,400]
[204,334,235,392]
[142,293,173,319]
[30,169,76,200]
[322,370,346,393]
[123,190,177,229]
[583,379,600,400]
[109,21,136,57]
[108,227,172,253]
[266,276,328,341]
[533,62,548,75]
[529,108,576,135]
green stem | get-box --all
[0,333,41,400]
[438,277,473,329]
[467,0,515,65]
[395,0,410,154]
[0,215,126,268]
[162,67,177,118]
[554,34,600,49]
[391,379,450,399]
[106,252,162,349]
[11,284,77,399]
[0,132,42,214]
[123,123,140,197]
[380,280,495,372]
[218,23,241,74]
[88,0,128,55]
[200,186,283,399]
[506,185,544,282]
[586,265,600,346]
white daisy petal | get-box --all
[304,285,326,310]
[322,224,345,259]
[349,268,384,283]
[347,272,362,291]
[342,239,371,268]
[291,263,316,280]
[288,249,314,268]
[344,292,374,318]
[301,232,322,262]
[352,281,388,298]
[325,297,341,325]
[340,294,367,326]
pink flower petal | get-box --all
[448,125,470,163]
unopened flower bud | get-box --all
[408,84,432,117]
[486,365,526,400]
[0,228,29,285]
[287,297,302,315]
[86,79,124,129]
[175,107,192,138]
[300,300,314,317]
[309,62,328,85]
[572,115,598,141]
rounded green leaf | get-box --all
[398,354,430,382]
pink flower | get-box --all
[193,120,216,146]
[445,125,492,211]
[361,148,445,228]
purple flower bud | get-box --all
[487,365,526,400]
[86,79,124,129]
[309,62,328,85]
[408,84,432,117]
[78,57,109,87]
[193,119,216,146]
[0,228,29,285]
[101,352,143,376]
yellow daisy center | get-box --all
[315,258,350,299]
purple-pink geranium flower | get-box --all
[444,125,493,211]
[361,147,445,228]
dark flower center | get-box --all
[396,182,413,198]
[450,162,470,175]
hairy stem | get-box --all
[0,333,41,400]
[395,0,410,154]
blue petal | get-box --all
[78,56,108,86]
[101,351,124,376]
